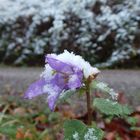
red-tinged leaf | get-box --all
[105,119,130,136]
[105,118,140,139]
[130,130,140,138]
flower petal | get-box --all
[44,84,63,111]
[67,71,83,89]
[47,92,60,111]
[51,73,67,89]
[46,54,74,74]
[24,78,46,99]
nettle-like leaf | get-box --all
[64,120,103,140]
[93,98,133,116]
[91,81,118,100]
[126,116,138,126]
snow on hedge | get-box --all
[0,0,140,66]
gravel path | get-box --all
[0,67,140,105]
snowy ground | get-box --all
[0,67,140,106]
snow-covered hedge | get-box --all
[0,0,140,67]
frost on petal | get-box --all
[41,64,53,82]
[24,78,46,99]
[51,73,67,89]
[47,92,60,111]
[46,54,74,74]
[43,84,63,111]
[67,72,83,89]
[91,67,100,75]
[48,50,100,79]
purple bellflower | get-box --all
[24,50,99,111]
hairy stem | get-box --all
[86,83,92,125]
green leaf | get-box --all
[64,120,103,140]
[93,98,133,116]
[126,116,138,126]
[91,81,118,99]
[0,125,17,138]
[77,87,86,96]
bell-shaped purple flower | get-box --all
[25,54,83,111]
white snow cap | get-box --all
[49,50,100,78]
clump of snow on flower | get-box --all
[84,128,97,140]
[41,64,53,82]
[44,50,100,79]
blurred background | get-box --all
[0,0,140,139]
[0,0,140,103]
[0,0,140,67]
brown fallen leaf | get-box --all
[16,128,25,139]
[16,128,33,140]
[35,114,47,123]
[24,130,33,139]
[12,107,26,116]
[61,110,75,119]
[44,135,52,140]
[118,92,128,104]
[36,123,50,131]
[104,131,116,140]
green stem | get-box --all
[86,83,92,125]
